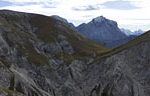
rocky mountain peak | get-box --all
[91,16,117,26]
[76,16,127,47]
[92,16,106,23]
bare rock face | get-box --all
[0,10,150,96]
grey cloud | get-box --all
[13,2,40,6]
[72,5,100,11]
[82,15,93,18]
[0,0,57,8]
[130,19,150,20]
[14,2,56,8]
[125,18,150,21]
[101,0,140,10]
[41,2,58,8]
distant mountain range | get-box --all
[121,28,144,36]
[51,15,144,48]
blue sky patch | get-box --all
[0,1,12,7]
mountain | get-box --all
[121,28,133,36]
[76,16,135,48]
[0,10,150,96]
[51,15,76,30]
[121,28,144,36]
[0,10,109,95]
[134,29,144,35]
[44,15,139,48]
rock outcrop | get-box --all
[51,15,76,30]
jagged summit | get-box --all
[92,16,106,23]
[91,16,117,25]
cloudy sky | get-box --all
[0,0,150,31]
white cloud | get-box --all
[0,0,150,31]
[1,0,51,3]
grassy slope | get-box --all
[93,30,150,63]
[30,14,110,55]
[0,88,24,96]
[30,14,111,64]
[0,10,109,65]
